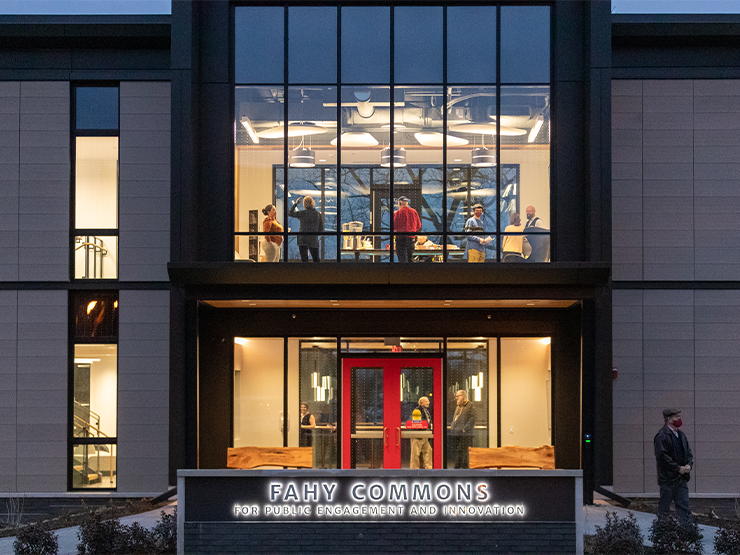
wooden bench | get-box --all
[469,445,555,469]
[227,446,313,469]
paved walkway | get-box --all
[584,498,718,554]
[0,498,720,554]
[0,501,177,555]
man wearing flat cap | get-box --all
[654,408,693,519]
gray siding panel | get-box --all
[0,291,17,492]
[117,290,169,493]
[15,290,66,492]
[118,82,170,282]
[0,83,19,282]
[18,82,69,282]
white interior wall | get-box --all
[287,338,300,447]
[233,338,284,448]
[500,338,551,447]
[487,339,498,447]
[76,345,118,438]
[75,137,118,229]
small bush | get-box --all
[152,510,176,554]
[592,511,645,554]
[77,512,127,554]
[13,521,59,555]
[76,509,176,555]
[649,516,704,554]
[714,519,740,555]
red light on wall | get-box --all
[612,367,618,380]
[391,346,403,353]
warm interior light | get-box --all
[234,337,248,345]
[541,337,551,345]
[256,122,328,139]
[449,122,526,136]
[330,132,379,147]
[528,117,544,143]
[74,358,100,364]
[113,300,118,309]
[414,132,468,147]
[240,116,259,143]
[86,301,97,315]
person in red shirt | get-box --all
[393,196,421,263]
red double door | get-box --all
[342,358,442,469]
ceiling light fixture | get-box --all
[528,116,544,143]
[289,141,315,168]
[240,117,259,143]
[330,132,379,147]
[380,147,406,167]
[471,147,496,167]
[256,121,327,139]
[414,132,468,147]
[449,122,526,136]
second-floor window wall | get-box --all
[235,4,550,264]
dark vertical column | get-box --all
[171,0,199,262]
[198,306,234,469]
[593,288,613,488]
[580,300,596,504]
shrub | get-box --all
[125,522,158,555]
[152,510,176,554]
[648,516,704,554]
[714,519,740,555]
[591,511,645,554]
[13,521,59,555]
[77,512,128,555]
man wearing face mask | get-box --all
[654,408,693,519]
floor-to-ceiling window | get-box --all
[234,4,551,263]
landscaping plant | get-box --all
[13,521,59,555]
[714,519,740,555]
[591,511,645,554]
[648,516,703,554]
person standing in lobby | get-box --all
[450,390,476,469]
[410,396,433,469]
[289,195,323,262]
[502,212,527,262]
[393,196,421,263]
[524,205,544,229]
[261,204,283,262]
[464,203,493,263]
[654,408,693,519]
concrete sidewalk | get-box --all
[0,501,176,555]
[584,498,718,554]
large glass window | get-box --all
[74,85,119,279]
[235,4,551,263]
[70,292,118,489]
[229,336,551,470]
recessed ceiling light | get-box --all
[414,132,468,147]
[256,122,328,139]
[449,122,526,136]
[331,132,379,147]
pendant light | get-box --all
[380,146,406,168]
[289,139,315,168]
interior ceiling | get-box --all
[236,87,550,149]
[205,299,577,309]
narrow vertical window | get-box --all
[70,291,118,489]
[73,85,119,279]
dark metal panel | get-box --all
[200,0,230,85]
[552,80,585,261]
[593,289,612,489]
[554,0,584,83]
[599,68,612,265]
[198,82,233,261]
[171,0,196,72]
[69,70,173,81]
[612,66,740,80]
[71,49,171,71]
[587,0,611,70]
[169,289,190,482]
[0,49,71,69]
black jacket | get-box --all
[654,424,693,485]
[289,201,324,248]
[450,401,476,436]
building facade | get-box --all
[0,1,735,505]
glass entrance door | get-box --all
[342,358,442,469]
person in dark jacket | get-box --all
[289,195,323,262]
[450,390,476,469]
[654,408,693,519]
